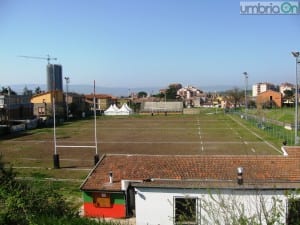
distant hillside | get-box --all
[9,84,161,97]
[8,84,240,96]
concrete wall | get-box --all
[135,187,288,225]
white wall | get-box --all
[135,187,288,225]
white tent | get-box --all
[104,104,119,116]
[118,103,133,115]
[104,103,133,116]
[112,104,119,111]
[123,103,133,113]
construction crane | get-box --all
[18,54,57,64]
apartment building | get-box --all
[252,82,276,97]
[177,85,204,107]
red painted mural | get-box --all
[82,192,127,218]
[83,203,126,218]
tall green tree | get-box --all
[166,84,182,100]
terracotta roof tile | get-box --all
[80,148,300,191]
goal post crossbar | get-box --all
[56,145,96,149]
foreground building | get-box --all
[80,147,300,225]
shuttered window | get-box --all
[93,193,111,208]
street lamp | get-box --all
[64,77,70,120]
[292,52,300,145]
[243,72,248,117]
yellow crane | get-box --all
[18,54,57,64]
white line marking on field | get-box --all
[197,118,205,152]
[228,115,281,154]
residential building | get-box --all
[80,147,300,224]
[280,82,294,96]
[256,90,282,108]
[30,91,64,118]
[0,94,33,123]
[65,92,87,118]
[177,85,204,107]
[252,82,276,97]
[84,94,116,111]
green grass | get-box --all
[0,111,288,202]
[247,107,294,124]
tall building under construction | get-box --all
[47,64,63,92]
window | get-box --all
[38,107,45,115]
[287,198,300,225]
[93,193,111,208]
[174,197,198,225]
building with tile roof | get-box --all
[256,90,282,108]
[85,94,116,112]
[30,90,64,118]
[80,147,300,224]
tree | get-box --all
[248,100,256,108]
[23,86,32,96]
[200,190,286,225]
[284,90,294,99]
[137,91,147,98]
[0,87,17,95]
[0,155,73,225]
[34,86,42,94]
[0,155,123,225]
[226,87,244,108]
[166,84,182,100]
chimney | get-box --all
[237,167,244,185]
[109,171,113,184]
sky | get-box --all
[1,0,300,90]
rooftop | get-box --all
[80,147,300,191]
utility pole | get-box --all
[243,72,248,118]
[94,80,99,165]
[292,52,300,145]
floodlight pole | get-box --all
[243,72,248,118]
[64,76,70,120]
[151,90,154,116]
[292,52,300,145]
[164,90,167,116]
[94,80,99,165]
[128,89,130,107]
[7,87,10,127]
